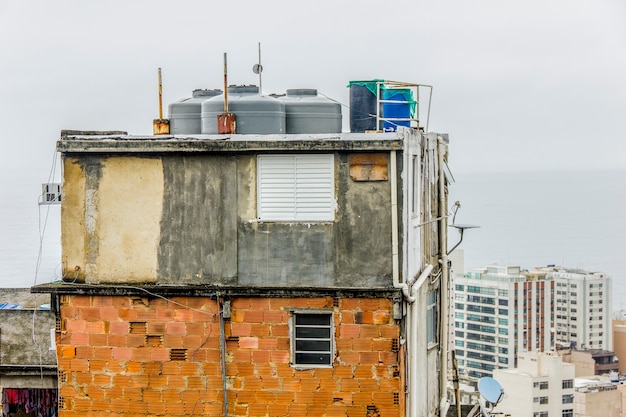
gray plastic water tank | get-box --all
[279,89,342,134]
[168,89,222,134]
[201,85,285,134]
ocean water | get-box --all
[1,169,624,310]
[448,169,626,310]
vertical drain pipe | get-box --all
[438,137,450,416]
[218,294,229,417]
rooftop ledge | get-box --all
[56,131,407,153]
[32,282,401,300]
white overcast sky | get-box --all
[1,0,625,176]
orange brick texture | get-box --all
[56,295,401,417]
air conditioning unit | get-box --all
[40,183,62,205]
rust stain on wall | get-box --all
[349,153,388,181]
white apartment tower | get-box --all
[493,351,575,417]
[545,267,613,351]
[454,265,554,381]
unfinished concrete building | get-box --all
[34,81,454,417]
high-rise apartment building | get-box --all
[454,265,554,380]
[454,264,612,382]
[543,267,612,351]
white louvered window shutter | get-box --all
[257,154,334,221]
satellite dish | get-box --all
[478,377,503,405]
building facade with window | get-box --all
[493,351,575,417]
[453,265,554,381]
[543,267,613,351]
[35,127,452,417]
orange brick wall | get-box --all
[56,295,401,417]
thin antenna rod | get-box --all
[157,68,163,120]
[258,42,262,94]
[223,53,228,113]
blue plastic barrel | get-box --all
[382,89,412,132]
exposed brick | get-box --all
[252,350,271,363]
[86,385,105,400]
[352,391,374,405]
[355,311,373,324]
[232,349,252,363]
[379,352,399,365]
[230,323,252,337]
[360,352,380,364]
[80,307,102,321]
[162,334,183,348]
[60,306,77,319]
[258,338,278,350]
[263,310,285,323]
[99,307,119,321]
[155,309,174,321]
[109,322,129,334]
[75,370,92,385]
[93,374,112,387]
[66,319,86,333]
[112,348,132,361]
[150,348,170,361]
[248,403,269,416]
[373,311,391,325]
[70,359,89,372]
[354,365,374,379]
[341,311,355,324]
[250,323,271,337]
[243,310,264,323]
[135,308,157,320]
[61,346,76,358]
[180,362,201,376]
[182,334,204,349]
[249,298,270,310]
[166,375,186,390]
[165,322,186,335]
[360,299,380,310]
[261,377,281,390]
[379,326,399,338]
[127,400,149,413]
[109,398,130,412]
[231,298,250,309]
[107,334,126,347]
[353,338,373,351]
[71,296,92,307]
[147,322,166,334]
[359,378,380,392]
[126,334,146,347]
[271,350,290,364]
[360,325,380,338]
[89,359,107,373]
[89,334,108,347]
[340,324,360,338]
[128,375,149,388]
[338,351,359,365]
[173,308,194,321]
[147,400,167,415]
[271,324,289,337]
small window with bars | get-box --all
[291,311,334,367]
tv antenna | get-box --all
[252,42,263,94]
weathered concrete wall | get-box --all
[158,155,238,284]
[0,289,56,366]
[62,151,395,287]
[56,293,401,417]
[62,156,164,283]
